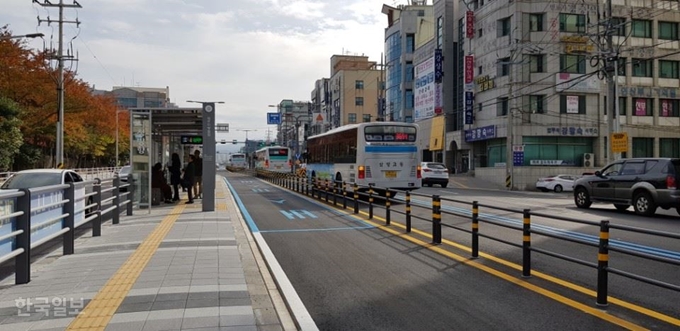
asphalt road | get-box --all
[224,172,669,331]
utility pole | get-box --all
[35,0,82,168]
[604,0,618,164]
[505,64,514,190]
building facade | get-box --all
[274,99,312,157]
[328,55,382,127]
[454,0,680,189]
[110,86,170,109]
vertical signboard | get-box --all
[130,111,151,211]
[566,95,579,114]
[466,11,475,39]
[464,55,474,91]
[202,103,216,212]
[434,48,443,83]
[465,91,474,124]
[414,56,436,121]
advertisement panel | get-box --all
[464,55,474,90]
[465,125,496,142]
[465,91,474,124]
[635,99,647,116]
[434,49,443,83]
[466,11,474,39]
[566,95,579,113]
[414,56,436,121]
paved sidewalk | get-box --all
[0,178,296,330]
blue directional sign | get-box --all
[267,112,281,125]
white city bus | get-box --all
[254,146,291,173]
[228,153,247,169]
[306,122,421,191]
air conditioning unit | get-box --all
[583,153,595,167]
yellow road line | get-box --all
[66,204,186,330]
[449,178,469,189]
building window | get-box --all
[355,80,364,89]
[530,13,544,32]
[632,138,654,158]
[478,66,483,75]
[498,57,510,76]
[478,28,483,38]
[529,54,545,73]
[659,21,679,40]
[405,61,414,82]
[498,17,511,37]
[660,138,680,158]
[632,20,652,38]
[612,17,626,36]
[632,58,653,77]
[497,97,509,116]
[560,95,586,114]
[478,102,483,112]
[348,113,357,124]
[559,13,586,33]
[618,97,627,116]
[633,98,653,116]
[437,16,443,48]
[617,57,627,76]
[659,60,680,79]
[529,95,546,113]
[417,10,425,16]
[355,97,364,106]
[406,34,415,53]
[405,90,414,109]
[560,54,586,74]
[660,99,680,117]
[363,114,372,122]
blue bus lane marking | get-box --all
[280,210,295,220]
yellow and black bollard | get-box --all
[368,185,374,219]
[405,191,411,233]
[342,181,347,209]
[353,183,359,214]
[522,208,531,278]
[596,220,610,307]
[471,201,479,258]
[325,179,330,202]
[432,195,441,244]
[385,190,391,225]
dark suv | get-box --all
[573,158,680,216]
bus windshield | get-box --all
[364,126,417,142]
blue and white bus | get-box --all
[228,153,247,169]
[305,122,421,191]
[255,146,291,173]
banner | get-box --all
[414,57,436,121]
[635,99,647,116]
[566,95,579,114]
[466,11,474,39]
[465,91,474,124]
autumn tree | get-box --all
[0,97,23,171]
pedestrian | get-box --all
[193,150,203,199]
[183,154,196,204]
[169,153,182,201]
[152,163,173,203]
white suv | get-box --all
[420,162,449,188]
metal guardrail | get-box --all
[254,169,680,308]
[0,174,134,284]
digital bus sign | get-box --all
[180,135,203,145]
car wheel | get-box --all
[574,188,592,209]
[614,204,629,211]
[554,185,563,193]
[633,191,657,216]
[441,183,448,188]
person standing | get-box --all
[169,153,182,201]
[183,154,196,204]
[193,150,203,199]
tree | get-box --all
[0,97,23,171]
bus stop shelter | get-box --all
[127,105,218,212]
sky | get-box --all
[1,0,399,153]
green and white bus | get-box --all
[254,146,291,173]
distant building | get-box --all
[328,55,382,127]
[272,99,312,154]
[110,86,171,109]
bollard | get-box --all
[432,195,441,244]
[471,201,479,258]
[385,190,391,225]
[353,183,359,214]
[113,176,120,225]
[342,181,347,209]
[63,183,75,255]
[127,176,134,216]
[596,220,610,307]
[93,178,102,237]
[522,209,531,278]
[296,176,300,192]
[405,191,411,233]
[332,180,337,206]
[325,179,330,203]
[15,189,31,284]
[368,185,374,219]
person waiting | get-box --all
[152,162,173,203]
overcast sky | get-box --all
[1,0,397,152]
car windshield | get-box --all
[119,166,132,176]
[1,172,62,189]
[425,163,446,169]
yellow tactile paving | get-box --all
[66,203,186,331]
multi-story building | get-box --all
[110,86,170,109]
[310,78,331,135]
[328,55,382,127]
[273,99,312,155]
[455,0,680,189]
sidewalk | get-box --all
[0,178,296,330]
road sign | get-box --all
[611,132,628,153]
[267,112,281,125]
[295,153,300,160]
[513,151,524,166]
[180,135,202,145]
[215,123,229,132]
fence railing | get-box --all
[0,175,133,284]
[254,169,680,307]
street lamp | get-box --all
[0,33,44,40]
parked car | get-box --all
[117,165,132,192]
[535,174,577,193]
[420,162,449,188]
[573,158,680,216]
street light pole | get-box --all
[186,100,224,212]
[0,33,45,40]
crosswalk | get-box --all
[279,209,317,220]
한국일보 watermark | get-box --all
[15,297,85,317]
